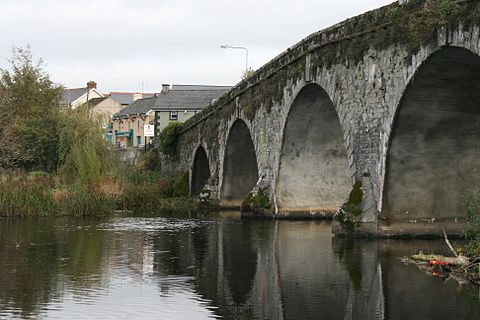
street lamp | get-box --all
[220,44,248,73]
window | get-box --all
[169,111,178,120]
[137,136,142,146]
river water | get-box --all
[0,212,478,320]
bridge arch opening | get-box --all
[383,47,480,221]
[191,146,210,196]
[221,119,259,207]
[276,83,351,214]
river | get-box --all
[0,212,478,319]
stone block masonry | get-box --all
[172,0,480,237]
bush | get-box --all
[134,150,161,172]
[159,122,182,157]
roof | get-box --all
[61,87,104,106]
[61,88,89,105]
[172,84,232,91]
[152,89,230,111]
[113,85,231,118]
[109,92,154,105]
[113,96,157,118]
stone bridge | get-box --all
[175,0,480,236]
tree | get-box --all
[57,106,112,184]
[0,47,63,171]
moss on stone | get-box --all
[241,187,272,215]
[334,180,364,232]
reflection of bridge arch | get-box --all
[381,47,480,221]
[276,83,351,215]
[190,145,210,196]
[220,119,259,207]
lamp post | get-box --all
[220,44,248,73]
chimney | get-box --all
[87,81,97,90]
[132,93,143,101]
[161,84,170,93]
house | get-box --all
[110,84,231,148]
[87,96,125,134]
[110,97,157,148]
[60,81,104,109]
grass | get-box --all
[0,170,198,217]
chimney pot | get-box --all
[87,81,97,90]
[161,84,170,93]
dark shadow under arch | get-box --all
[191,146,210,196]
[383,47,480,220]
[276,83,351,213]
[221,120,259,206]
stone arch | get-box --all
[191,145,210,196]
[382,46,480,221]
[275,83,351,214]
[220,119,259,207]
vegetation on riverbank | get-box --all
[0,48,199,217]
[0,168,197,217]
[464,186,480,256]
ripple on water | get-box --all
[98,217,212,233]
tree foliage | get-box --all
[0,47,113,183]
[159,122,182,157]
[0,47,63,171]
[57,106,112,184]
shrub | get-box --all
[159,122,182,157]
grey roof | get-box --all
[109,93,134,105]
[113,86,230,118]
[152,89,230,111]
[113,96,157,118]
[109,92,154,105]
[172,84,232,91]
[61,88,89,105]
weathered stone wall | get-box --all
[175,0,480,234]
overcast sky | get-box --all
[0,0,393,93]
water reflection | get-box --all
[0,215,478,319]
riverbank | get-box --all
[0,171,199,217]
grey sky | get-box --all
[0,0,393,93]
